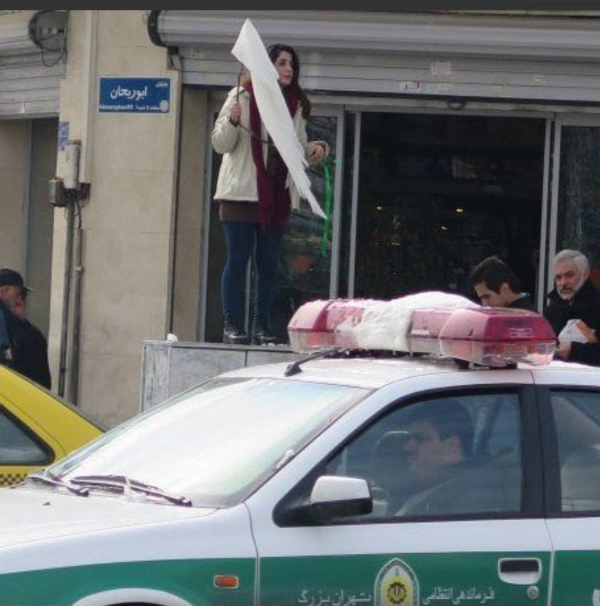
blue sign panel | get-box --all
[58,121,69,151]
[99,78,171,114]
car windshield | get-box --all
[48,377,367,507]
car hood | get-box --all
[0,485,217,550]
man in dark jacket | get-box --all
[545,249,600,366]
[469,255,536,310]
[0,268,51,389]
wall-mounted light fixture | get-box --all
[28,10,68,53]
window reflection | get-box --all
[345,113,544,301]
[271,116,338,342]
[205,110,547,342]
[322,392,522,520]
[558,127,600,287]
[0,408,48,464]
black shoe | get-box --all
[223,320,249,345]
[251,321,278,346]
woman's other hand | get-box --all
[307,143,326,166]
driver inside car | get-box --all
[393,400,475,516]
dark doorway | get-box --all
[346,113,545,304]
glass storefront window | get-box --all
[203,107,548,343]
[271,116,338,341]
[557,126,600,285]
[344,113,545,301]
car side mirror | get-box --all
[274,474,373,526]
[308,475,372,522]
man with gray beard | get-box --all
[545,249,600,366]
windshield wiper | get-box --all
[27,471,90,496]
[69,474,192,507]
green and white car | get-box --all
[1,298,600,606]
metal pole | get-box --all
[69,211,83,404]
[58,198,74,397]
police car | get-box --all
[0,292,599,606]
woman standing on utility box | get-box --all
[212,43,329,346]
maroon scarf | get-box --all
[245,82,299,229]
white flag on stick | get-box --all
[231,19,326,219]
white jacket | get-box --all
[211,87,327,210]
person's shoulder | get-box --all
[510,293,536,311]
[590,281,600,298]
[546,289,562,306]
[23,319,47,343]
[586,282,600,314]
[577,280,600,302]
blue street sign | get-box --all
[58,121,69,151]
[99,78,171,113]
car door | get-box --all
[540,383,600,606]
[249,376,553,606]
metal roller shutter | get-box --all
[149,10,600,104]
[0,11,66,118]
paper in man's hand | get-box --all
[558,319,598,344]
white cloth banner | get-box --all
[231,19,326,219]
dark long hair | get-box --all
[241,43,311,119]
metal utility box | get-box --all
[140,340,299,411]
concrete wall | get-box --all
[49,11,180,427]
[170,87,208,341]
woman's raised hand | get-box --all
[229,101,241,126]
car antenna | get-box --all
[284,348,342,377]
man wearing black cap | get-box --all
[0,268,51,389]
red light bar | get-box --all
[438,307,556,367]
[408,308,455,355]
[287,299,365,352]
[287,296,557,367]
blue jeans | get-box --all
[221,221,285,330]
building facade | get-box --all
[2,10,600,426]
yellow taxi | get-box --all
[0,364,104,486]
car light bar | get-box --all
[287,294,557,367]
[286,299,368,351]
[425,307,555,367]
